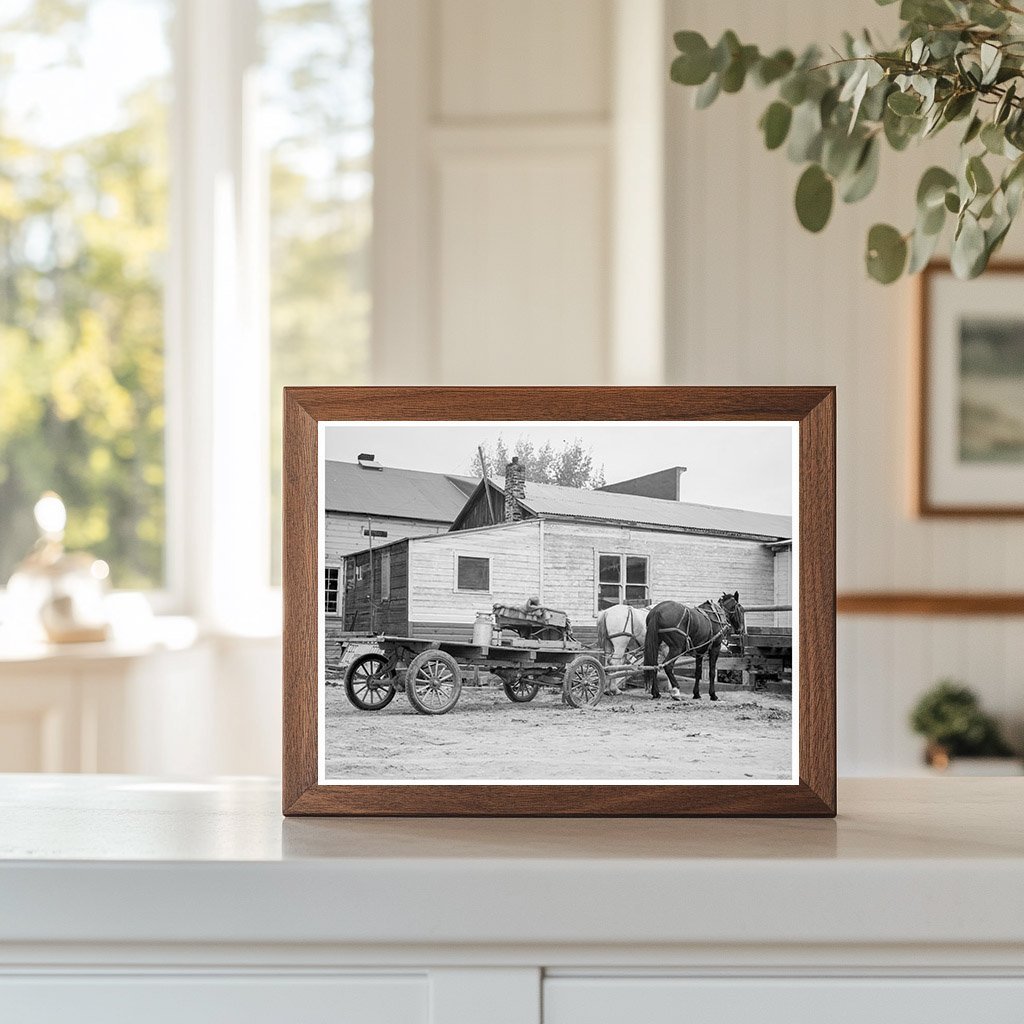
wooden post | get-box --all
[367,517,375,633]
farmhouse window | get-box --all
[324,566,340,615]
[597,553,649,610]
[380,549,391,600]
[456,555,490,592]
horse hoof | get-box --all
[651,693,660,700]
[692,694,701,700]
[710,694,719,702]
[669,690,681,702]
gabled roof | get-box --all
[454,477,791,540]
[324,461,478,522]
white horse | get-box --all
[595,604,647,694]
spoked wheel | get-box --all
[502,675,540,703]
[562,654,605,708]
[344,653,397,711]
[405,650,463,715]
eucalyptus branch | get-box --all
[670,0,1024,283]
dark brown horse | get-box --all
[643,593,746,701]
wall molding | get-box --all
[837,592,1024,616]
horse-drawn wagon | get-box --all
[339,601,607,715]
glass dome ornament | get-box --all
[4,492,111,645]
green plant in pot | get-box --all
[670,0,1024,283]
[909,680,1015,767]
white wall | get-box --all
[665,0,1024,771]
[373,0,665,386]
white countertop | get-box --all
[2,776,1022,951]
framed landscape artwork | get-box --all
[282,387,836,816]
[918,262,1024,516]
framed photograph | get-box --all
[917,261,1024,516]
[283,387,835,816]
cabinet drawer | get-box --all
[0,974,427,1024]
[545,977,1024,1024]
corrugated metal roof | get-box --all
[324,461,478,522]
[489,477,791,539]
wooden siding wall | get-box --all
[327,541,410,641]
[542,521,778,634]
[407,521,543,632]
[324,511,449,561]
[454,488,507,531]
[774,549,793,627]
[403,518,782,645]
[666,0,1024,773]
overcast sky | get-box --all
[324,421,795,515]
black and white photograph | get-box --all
[318,420,798,784]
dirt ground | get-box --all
[324,679,793,782]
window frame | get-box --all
[594,551,650,613]
[453,553,491,594]
[324,564,341,616]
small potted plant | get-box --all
[910,680,1019,773]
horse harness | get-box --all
[603,605,644,651]
[658,601,732,658]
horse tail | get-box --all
[644,608,660,688]
[595,608,608,654]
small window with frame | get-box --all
[596,553,649,610]
[455,554,490,592]
[324,566,340,615]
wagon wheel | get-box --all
[502,674,540,703]
[344,653,397,711]
[562,654,605,708]
[533,626,564,642]
[405,650,463,715]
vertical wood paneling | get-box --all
[665,0,1024,773]
[436,151,608,384]
[438,0,610,120]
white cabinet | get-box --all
[1,778,1022,1024]
[545,977,1024,1024]
[0,975,428,1024]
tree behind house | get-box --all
[471,438,606,489]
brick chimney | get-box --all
[504,457,526,523]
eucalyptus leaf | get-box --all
[908,221,942,273]
[951,212,987,278]
[980,122,1005,155]
[866,223,908,283]
[795,164,834,232]
[787,101,823,162]
[694,73,721,109]
[962,115,983,145]
[754,49,795,87]
[967,154,995,195]
[888,90,921,115]
[842,137,880,203]
[996,83,1017,124]
[779,73,807,106]
[917,166,957,210]
[760,102,793,150]
[980,42,1002,86]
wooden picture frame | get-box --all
[283,387,836,816]
[916,261,1024,517]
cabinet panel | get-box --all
[545,977,1024,1024]
[0,974,427,1024]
